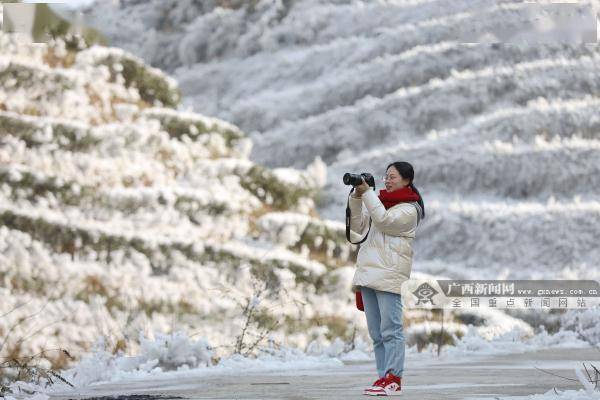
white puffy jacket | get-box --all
[349,189,423,295]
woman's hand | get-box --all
[354,178,370,197]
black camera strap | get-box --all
[345,188,371,245]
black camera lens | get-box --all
[343,172,375,188]
[343,173,362,186]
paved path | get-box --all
[51,348,598,400]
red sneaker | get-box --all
[363,377,385,395]
[364,372,402,396]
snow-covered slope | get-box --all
[0,24,371,370]
[1,20,544,380]
[83,0,600,282]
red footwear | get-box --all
[363,377,385,395]
[364,372,402,396]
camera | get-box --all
[343,172,375,188]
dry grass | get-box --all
[0,304,74,396]
[43,48,77,69]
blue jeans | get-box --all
[360,286,405,378]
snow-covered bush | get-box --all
[561,307,600,346]
[76,47,181,107]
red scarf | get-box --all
[378,186,420,209]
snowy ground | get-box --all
[5,328,598,400]
[38,347,600,400]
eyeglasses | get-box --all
[381,175,400,182]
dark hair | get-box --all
[386,161,425,219]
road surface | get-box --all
[49,348,598,400]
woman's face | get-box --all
[384,166,410,192]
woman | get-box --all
[349,161,425,396]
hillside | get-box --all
[82,0,600,284]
